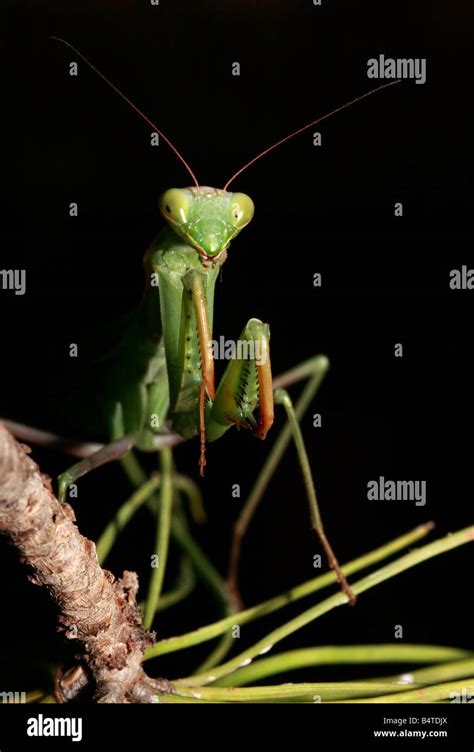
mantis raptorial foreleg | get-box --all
[226,355,355,607]
[207,318,274,439]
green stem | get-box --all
[382,657,474,687]
[168,666,474,703]
[159,694,209,703]
[120,450,230,611]
[174,473,206,524]
[342,677,474,704]
[171,515,230,608]
[169,681,420,703]
[194,631,235,675]
[96,473,162,564]
[144,522,434,661]
[120,450,147,488]
[216,645,473,687]
[143,448,173,629]
[155,556,196,612]
[175,526,474,686]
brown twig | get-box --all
[0,422,172,703]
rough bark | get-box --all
[0,422,171,703]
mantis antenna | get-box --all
[223,80,401,190]
[49,37,200,187]
[50,38,399,194]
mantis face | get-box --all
[159,187,254,264]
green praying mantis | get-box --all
[8,38,401,608]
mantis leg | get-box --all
[274,388,355,605]
[224,354,355,606]
[57,434,136,502]
[0,418,184,458]
[55,424,182,502]
[0,419,105,458]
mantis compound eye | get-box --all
[159,188,190,225]
[230,193,254,229]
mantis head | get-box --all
[159,187,254,264]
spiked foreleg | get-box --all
[182,270,216,475]
[206,318,273,442]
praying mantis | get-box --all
[8,37,401,609]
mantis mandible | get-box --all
[19,38,400,607]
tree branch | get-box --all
[0,422,171,703]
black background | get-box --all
[2,0,473,693]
